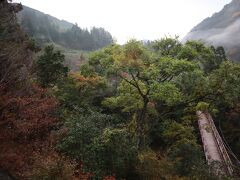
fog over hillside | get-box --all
[184,0,240,61]
[18,6,114,51]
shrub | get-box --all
[58,113,138,178]
[136,150,183,180]
[30,152,75,180]
[196,101,210,112]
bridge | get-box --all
[197,111,235,177]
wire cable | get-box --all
[217,117,240,166]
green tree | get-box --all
[54,72,107,115]
[177,41,226,73]
[209,61,240,107]
[168,139,204,176]
[58,112,138,179]
[86,128,138,178]
[102,40,197,150]
[36,45,69,87]
[152,36,182,58]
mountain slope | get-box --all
[18,6,114,51]
[184,0,240,61]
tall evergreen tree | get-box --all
[36,45,69,87]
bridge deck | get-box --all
[197,111,233,176]
[198,111,222,162]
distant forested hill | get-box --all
[184,0,240,62]
[18,6,114,51]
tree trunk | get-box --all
[137,99,148,150]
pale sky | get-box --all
[13,0,232,44]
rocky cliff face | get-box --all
[184,0,240,61]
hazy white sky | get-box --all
[13,0,232,44]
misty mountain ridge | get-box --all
[184,0,240,61]
[18,6,114,51]
[18,6,73,32]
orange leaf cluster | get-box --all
[70,73,103,88]
[103,176,116,180]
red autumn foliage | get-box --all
[0,84,104,179]
[0,1,113,178]
[29,150,92,180]
[103,176,116,180]
[0,84,59,178]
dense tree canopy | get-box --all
[2,1,240,178]
[75,38,240,178]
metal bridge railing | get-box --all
[205,112,234,176]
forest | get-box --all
[1,0,240,179]
[18,6,114,51]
